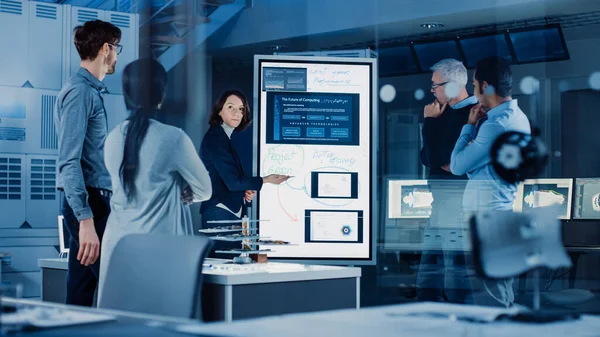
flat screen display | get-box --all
[509,26,569,63]
[414,40,463,71]
[377,45,419,76]
[460,34,512,68]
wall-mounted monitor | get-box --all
[514,178,573,219]
[377,45,419,77]
[413,40,463,71]
[574,178,600,219]
[387,179,432,219]
[512,188,522,213]
[508,25,570,64]
[459,34,512,68]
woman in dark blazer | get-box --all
[199,89,288,246]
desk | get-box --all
[38,258,360,322]
[565,246,600,289]
[4,298,600,337]
[182,302,600,337]
[1,297,202,337]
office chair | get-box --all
[469,130,580,322]
[98,234,213,320]
[470,208,580,322]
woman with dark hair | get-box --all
[199,90,288,248]
[98,58,212,300]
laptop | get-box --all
[57,216,70,257]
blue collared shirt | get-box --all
[452,95,478,109]
[55,67,112,221]
[450,99,531,211]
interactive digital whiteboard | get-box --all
[253,55,377,264]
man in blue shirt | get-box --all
[450,56,531,307]
[55,20,121,306]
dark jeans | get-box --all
[416,181,473,304]
[416,248,474,304]
[201,206,245,258]
[61,188,110,307]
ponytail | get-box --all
[119,107,153,202]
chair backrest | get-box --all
[98,233,213,320]
[469,207,571,280]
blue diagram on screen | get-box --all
[266,92,360,146]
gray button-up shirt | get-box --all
[55,67,112,221]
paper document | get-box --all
[1,307,116,328]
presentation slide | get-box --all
[256,56,374,262]
[311,172,358,199]
[262,67,307,91]
[266,92,359,146]
[388,180,432,219]
[305,210,363,243]
[574,178,600,219]
[515,179,573,219]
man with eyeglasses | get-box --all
[54,19,122,307]
[417,58,478,304]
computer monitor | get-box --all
[512,188,522,212]
[57,215,70,255]
[413,40,463,72]
[459,34,513,68]
[377,45,420,77]
[508,25,569,64]
[387,179,432,219]
[514,179,573,219]
[574,178,600,219]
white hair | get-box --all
[430,59,468,87]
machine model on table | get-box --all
[199,216,295,264]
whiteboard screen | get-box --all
[254,56,376,263]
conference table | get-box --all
[2,297,600,336]
[38,258,360,322]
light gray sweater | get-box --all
[98,119,212,301]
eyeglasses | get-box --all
[431,81,448,89]
[108,43,123,55]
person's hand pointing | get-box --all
[263,174,290,185]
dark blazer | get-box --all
[199,125,263,214]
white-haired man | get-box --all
[417,58,478,304]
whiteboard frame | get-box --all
[252,54,378,266]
